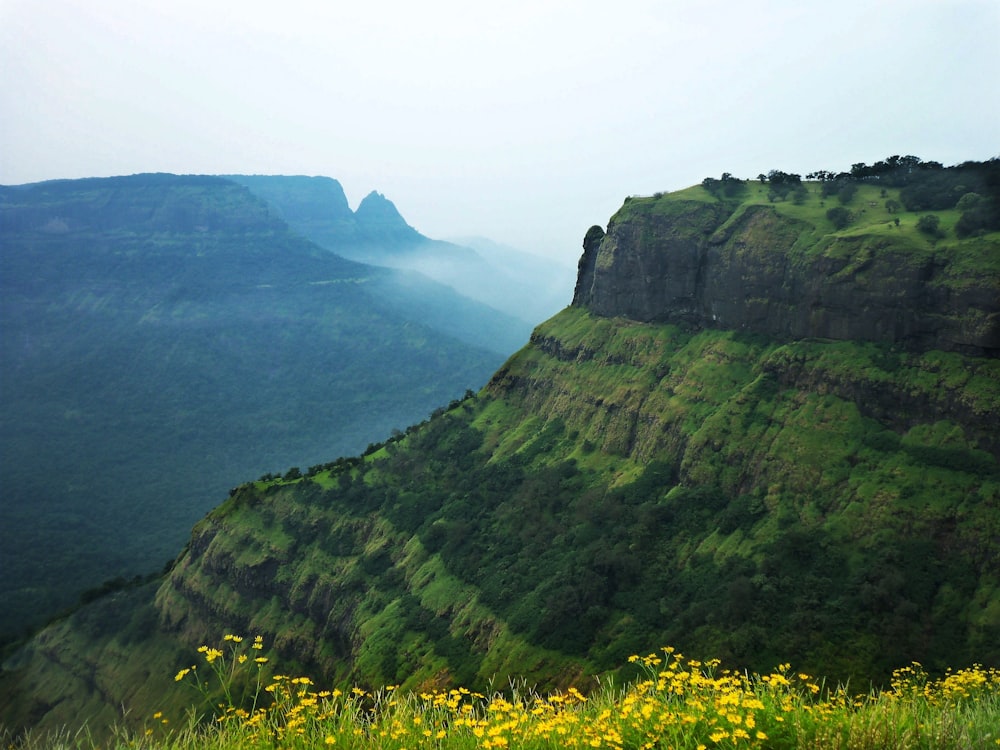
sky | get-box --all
[2,0,998,264]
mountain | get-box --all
[228,175,575,326]
[2,158,999,738]
[0,173,516,639]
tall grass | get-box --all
[4,639,998,749]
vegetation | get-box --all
[825,205,852,229]
[701,173,748,199]
[21,308,984,724]
[6,637,999,749]
[705,156,1000,238]
[2,158,997,741]
[0,175,510,639]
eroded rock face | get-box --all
[574,201,1000,357]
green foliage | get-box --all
[69,308,994,712]
[917,213,943,237]
[765,171,802,202]
[955,191,1000,237]
[836,180,858,204]
[826,205,852,229]
[701,172,748,200]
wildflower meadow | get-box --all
[6,635,999,749]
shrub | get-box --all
[917,214,942,237]
[826,206,853,229]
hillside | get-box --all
[2,158,998,738]
[0,174,514,638]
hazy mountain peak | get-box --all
[354,190,425,243]
[354,190,417,229]
[225,174,353,224]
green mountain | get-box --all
[2,158,999,739]
[0,173,518,639]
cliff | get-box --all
[574,186,999,357]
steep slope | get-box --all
[151,309,1000,683]
[0,174,506,638]
[3,162,999,739]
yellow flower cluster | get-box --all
[890,660,1000,705]
[164,639,1000,750]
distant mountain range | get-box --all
[0,173,569,639]
[227,175,576,327]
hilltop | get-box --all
[578,160,998,355]
[2,157,998,739]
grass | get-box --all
[5,638,998,750]
[619,180,1000,275]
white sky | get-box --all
[2,0,998,263]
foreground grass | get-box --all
[5,639,999,749]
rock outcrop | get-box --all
[574,199,1000,357]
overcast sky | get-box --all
[2,0,998,263]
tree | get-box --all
[916,214,942,237]
[956,192,982,211]
[837,182,858,204]
[764,170,803,201]
[703,173,746,199]
[720,173,747,198]
[885,199,902,214]
[826,206,852,230]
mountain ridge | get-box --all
[224,175,575,325]
[0,173,516,639]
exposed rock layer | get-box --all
[574,202,999,357]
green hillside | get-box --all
[2,158,998,740]
[157,307,999,680]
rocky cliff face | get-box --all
[574,199,999,357]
